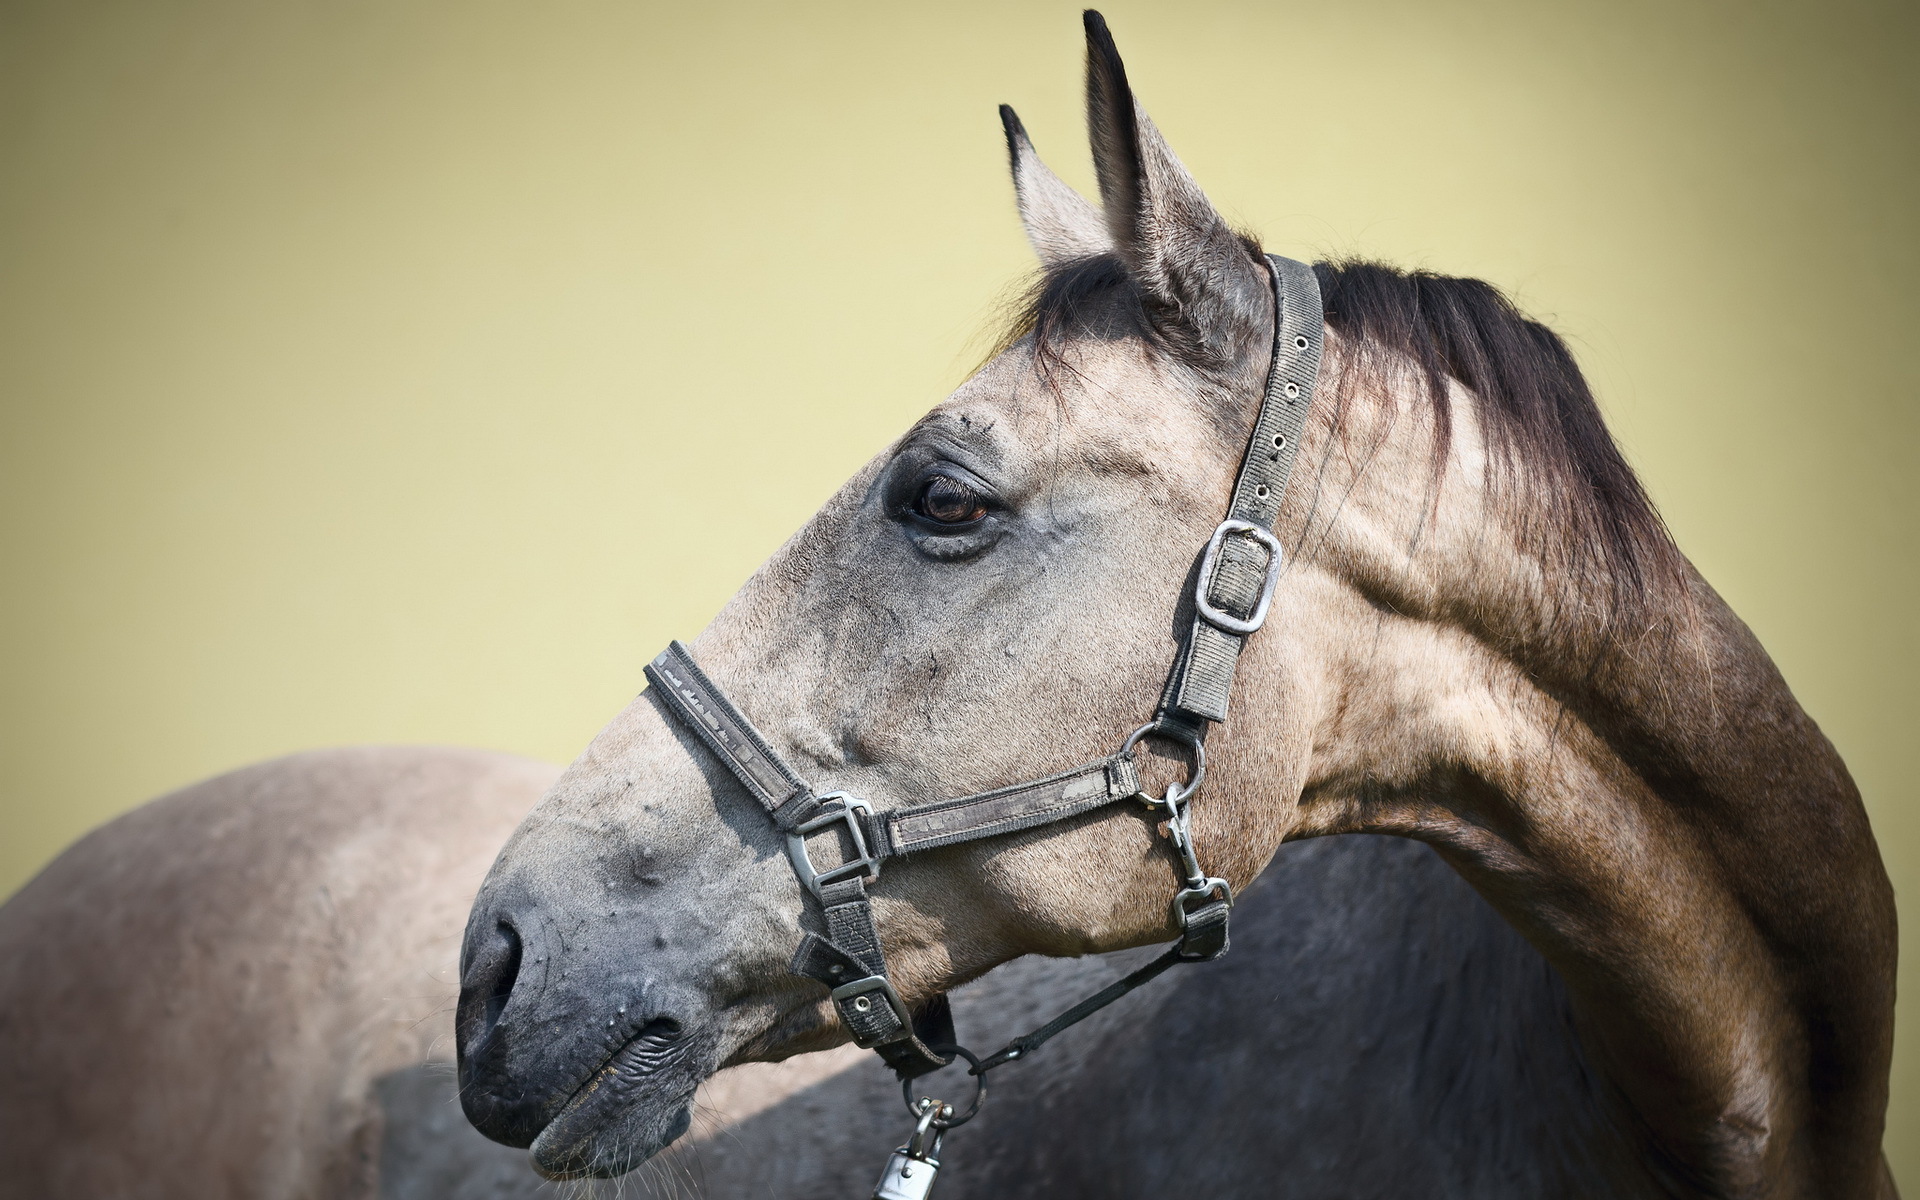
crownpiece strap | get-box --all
[1164,255,1324,724]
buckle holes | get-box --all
[853,995,873,1012]
[1284,382,1300,398]
[1255,484,1270,499]
[1293,335,1310,350]
[1272,434,1288,449]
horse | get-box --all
[450,11,1897,1197]
[0,11,1895,1199]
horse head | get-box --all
[454,13,1896,1195]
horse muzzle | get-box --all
[454,878,720,1177]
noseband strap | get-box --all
[644,254,1323,1081]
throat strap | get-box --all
[876,757,1140,857]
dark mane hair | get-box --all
[1001,255,1679,625]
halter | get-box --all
[643,253,1322,1189]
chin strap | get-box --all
[643,254,1322,1081]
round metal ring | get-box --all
[1119,720,1206,807]
[901,1043,987,1128]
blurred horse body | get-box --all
[0,749,550,1197]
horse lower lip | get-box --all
[527,1019,688,1177]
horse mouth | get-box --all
[526,1018,702,1179]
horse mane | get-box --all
[1001,254,1682,626]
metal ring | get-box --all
[1119,720,1206,807]
[901,1044,986,1128]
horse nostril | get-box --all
[460,920,524,1053]
[484,922,523,1032]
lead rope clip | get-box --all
[872,1098,949,1200]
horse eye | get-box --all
[914,475,988,526]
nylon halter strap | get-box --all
[644,254,1324,1082]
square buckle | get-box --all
[1195,518,1284,635]
[828,973,913,1047]
[785,791,880,899]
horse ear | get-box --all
[1001,104,1113,267]
[1082,10,1270,365]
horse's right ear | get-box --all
[1001,104,1113,267]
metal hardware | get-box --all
[1160,791,1207,886]
[1194,518,1284,635]
[873,1100,947,1200]
[1174,878,1233,927]
[831,974,913,1048]
[1120,720,1206,808]
[873,1144,940,1199]
[1160,768,1232,926]
[902,1044,985,1127]
[785,791,879,898]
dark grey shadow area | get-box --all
[375,1064,549,1200]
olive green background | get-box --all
[2,0,1913,1178]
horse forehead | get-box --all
[931,340,1214,463]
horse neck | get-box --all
[1275,362,1897,1197]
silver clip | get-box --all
[873,1099,948,1200]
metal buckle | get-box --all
[785,792,880,899]
[1194,518,1284,636]
[830,973,914,1047]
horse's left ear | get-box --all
[1001,104,1114,268]
[1083,10,1270,367]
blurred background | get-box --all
[2,0,1913,1179]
